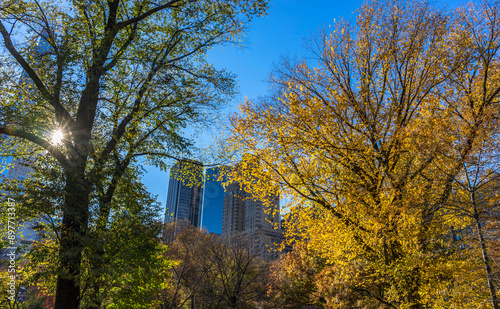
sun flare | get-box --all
[51,129,64,145]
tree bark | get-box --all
[54,167,90,309]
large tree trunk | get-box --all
[55,168,90,309]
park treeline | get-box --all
[1,0,500,308]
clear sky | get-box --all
[142,0,470,214]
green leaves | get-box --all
[0,0,269,307]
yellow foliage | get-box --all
[227,0,500,307]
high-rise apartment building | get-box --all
[199,166,226,235]
[165,160,203,227]
[243,194,284,261]
[1,31,48,182]
[222,177,283,261]
[222,182,246,237]
[2,158,37,243]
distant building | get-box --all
[222,182,246,237]
[0,32,54,304]
[165,160,203,227]
[165,160,288,260]
[242,193,284,261]
[5,157,33,182]
[244,193,280,232]
[222,174,284,261]
[199,166,226,235]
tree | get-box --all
[0,158,171,308]
[227,0,500,307]
[160,220,216,309]
[268,239,398,309]
[202,236,269,309]
[0,0,268,308]
[160,221,270,309]
[267,242,328,309]
[80,167,171,309]
[445,133,500,308]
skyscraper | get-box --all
[244,194,280,233]
[222,181,246,237]
[199,166,226,235]
[222,176,283,261]
[1,32,51,244]
[165,160,203,227]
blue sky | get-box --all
[142,0,469,214]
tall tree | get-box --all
[446,133,500,308]
[0,0,268,308]
[228,0,500,307]
[0,156,171,308]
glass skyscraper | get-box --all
[165,160,203,227]
[199,166,226,235]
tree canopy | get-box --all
[0,0,268,308]
[228,0,500,307]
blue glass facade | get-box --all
[165,161,203,227]
[199,166,226,235]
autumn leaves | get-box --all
[228,1,500,307]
